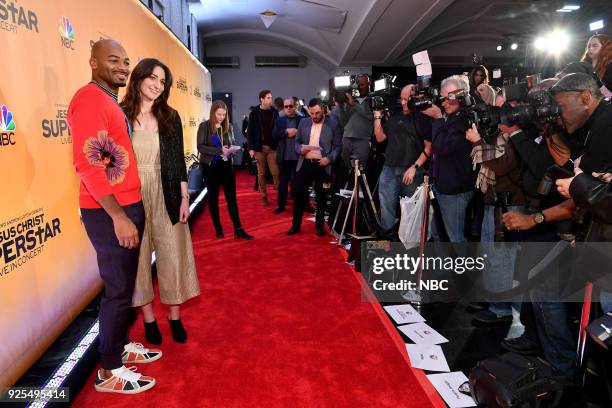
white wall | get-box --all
[205,41,331,144]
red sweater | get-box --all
[68,82,141,209]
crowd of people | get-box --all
[67,32,611,396]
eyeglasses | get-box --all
[284,105,294,108]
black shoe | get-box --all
[144,320,162,345]
[287,226,301,235]
[167,317,187,343]
[501,335,542,355]
[273,207,285,214]
[234,228,254,240]
[315,224,325,237]
[215,228,224,238]
[472,309,513,324]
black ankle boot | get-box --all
[215,228,224,238]
[144,320,162,345]
[168,317,187,343]
[234,228,254,240]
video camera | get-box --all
[333,75,360,104]
[408,76,441,111]
[369,74,401,113]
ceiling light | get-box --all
[496,44,503,51]
[510,43,518,50]
[556,4,580,12]
[259,10,278,29]
[590,20,604,31]
[320,90,328,98]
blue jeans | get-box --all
[481,205,522,317]
[433,187,473,243]
[530,240,576,377]
[378,165,424,231]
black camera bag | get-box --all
[469,352,569,407]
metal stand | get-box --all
[332,159,383,245]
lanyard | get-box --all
[89,80,133,139]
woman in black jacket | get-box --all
[197,100,253,240]
[121,58,200,345]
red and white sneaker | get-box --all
[94,366,155,394]
[122,342,163,364]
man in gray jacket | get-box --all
[287,99,342,237]
[337,74,373,169]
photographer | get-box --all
[498,75,611,378]
[552,72,612,314]
[373,85,433,231]
[337,74,373,169]
[465,111,526,323]
[512,72,612,234]
[422,75,475,242]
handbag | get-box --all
[469,352,571,408]
[186,154,207,193]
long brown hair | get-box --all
[581,34,610,67]
[208,100,229,137]
[597,42,612,79]
[120,58,176,135]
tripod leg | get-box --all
[331,180,350,240]
[338,187,356,245]
[360,171,381,225]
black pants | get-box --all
[81,201,145,370]
[277,160,297,208]
[207,160,242,232]
[292,160,330,228]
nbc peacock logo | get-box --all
[0,104,17,147]
[59,16,75,49]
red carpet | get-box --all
[73,170,443,407]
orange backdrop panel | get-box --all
[0,0,210,387]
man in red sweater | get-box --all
[68,39,160,394]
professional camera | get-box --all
[369,74,401,113]
[459,91,503,140]
[333,75,360,104]
[408,86,441,111]
[501,90,561,128]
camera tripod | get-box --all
[330,159,390,245]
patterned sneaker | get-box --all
[122,342,163,364]
[94,366,155,394]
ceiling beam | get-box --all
[338,0,393,66]
[202,28,339,70]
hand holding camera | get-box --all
[466,123,482,143]
[422,104,443,119]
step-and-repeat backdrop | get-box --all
[0,0,211,387]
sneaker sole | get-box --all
[95,379,156,394]
[122,351,163,364]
